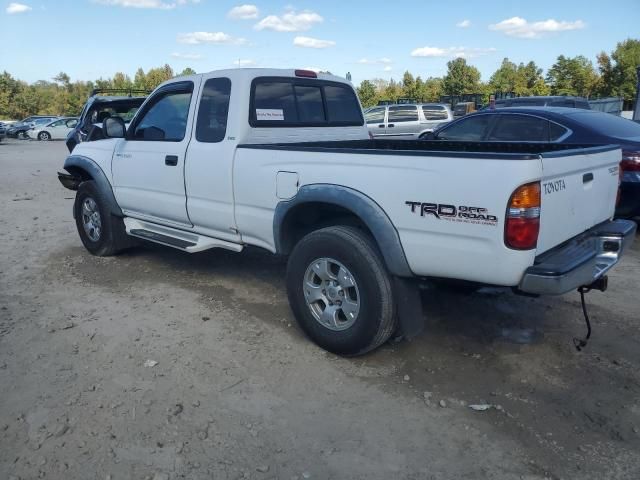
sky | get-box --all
[1,0,639,86]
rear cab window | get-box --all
[250,77,364,127]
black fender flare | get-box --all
[63,155,123,217]
[273,184,413,278]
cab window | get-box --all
[133,85,193,141]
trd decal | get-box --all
[406,201,498,226]
[543,179,566,194]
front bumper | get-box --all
[519,220,636,295]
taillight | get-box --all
[505,182,541,250]
[621,150,640,172]
[617,163,623,206]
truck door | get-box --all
[386,105,420,138]
[111,80,199,227]
[184,76,241,243]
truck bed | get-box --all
[238,139,618,159]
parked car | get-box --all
[452,102,477,118]
[29,117,79,141]
[364,103,452,139]
[494,96,591,109]
[7,116,59,139]
[66,88,150,152]
[57,68,635,356]
[429,107,640,218]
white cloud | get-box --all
[228,4,258,20]
[456,19,471,28]
[489,16,585,39]
[171,52,203,60]
[95,0,199,9]
[255,10,323,32]
[293,36,335,49]
[358,57,392,65]
[233,59,257,67]
[6,2,32,14]
[177,31,247,45]
[411,46,496,58]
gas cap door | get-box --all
[276,171,299,200]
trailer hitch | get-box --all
[573,276,608,351]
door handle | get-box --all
[583,172,594,183]
[387,124,395,128]
[165,155,178,166]
[378,124,385,128]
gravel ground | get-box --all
[1,138,639,480]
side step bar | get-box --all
[123,218,243,254]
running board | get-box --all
[123,218,243,253]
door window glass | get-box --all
[196,78,231,143]
[388,105,418,123]
[549,122,569,141]
[365,107,386,124]
[487,115,549,142]
[437,115,492,141]
[133,90,192,141]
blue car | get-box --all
[430,107,640,219]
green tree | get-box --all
[597,38,640,102]
[356,80,377,107]
[546,55,599,97]
[179,67,196,76]
[442,58,481,95]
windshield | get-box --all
[569,112,640,139]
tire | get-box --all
[73,181,127,256]
[38,131,51,141]
[286,226,396,356]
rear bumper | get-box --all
[518,220,636,295]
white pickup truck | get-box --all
[58,68,636,356]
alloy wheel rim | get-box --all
[303,257,360,331]
[81,197,102,242]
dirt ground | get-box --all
[1,138,639,480]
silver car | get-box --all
[30,117,79,141]
[364,103,453,139]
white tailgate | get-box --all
[537,147,621,254]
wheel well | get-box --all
[65,166,94,182]
[278,202,374,255]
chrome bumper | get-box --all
[519,220,636,295]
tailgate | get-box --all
[537,146,621,254]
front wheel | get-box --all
[38,131,51,141]
[286,226,397,356]
[74,181,127,256]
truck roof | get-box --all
[157,68,351,89]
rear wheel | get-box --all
[38,131,51,141]
[74,181,127,256]
[286,226,397,356]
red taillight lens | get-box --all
[506,217,540,250]
[621,150,640,172]
[505,182,541,250]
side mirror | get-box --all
[422,131,436,140]
[103,117,126,138]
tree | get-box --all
[442,58,481,95]
[356,80,377,107]
[546,55,599,97]
[597,38,640,102]
[489,58,547,96]
[179,67,196,76]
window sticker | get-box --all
[256,109,284,121]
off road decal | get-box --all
[406,201,498,226]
